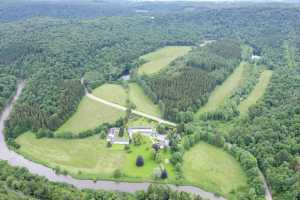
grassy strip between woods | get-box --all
[138,46,192,75]
[128,83,161,117]
[183,142,248,199]
[197,62,245,115]
[238,70,272,114]
[57,97,125,134]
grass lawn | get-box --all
[238,70,272,114]
[138,46,191,75]
[92,84,128,106]
[183,142,248,199]
[197,62,245,115]
[57,97,125,134]
[128,83,160,117]
[16,132,175,182]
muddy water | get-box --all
[0,82,225,200]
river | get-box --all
[0,82,225,200]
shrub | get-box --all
[161,169,168,179]
[124,144,130,151]
[136,155,144,167]
[152,167,162,179]
[106,141,112,148]
[113,169,122,178]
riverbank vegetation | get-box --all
[0,161,205,200]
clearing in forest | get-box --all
[197,62,245,115]
[92,84,128,106]
[183,142,248,199]
[138,46,191,75]
[58,83,161,133]
[16,132,174,181]
[128,83,161,117]
[92,83,161,117]
[238,70,272,114]
[57,97,125,134]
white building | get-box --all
[128,127,169,148]
[107,128,129,145]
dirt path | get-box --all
[86,92,177,127]
[0,84,225,200]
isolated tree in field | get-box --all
[113,169,122,178]
[136,155,144,167]
[106,141,112,148]
[161,169,168,179]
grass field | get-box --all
[57,97,125,133]
[138,46,191,75]
[183,142,248,199]
[128,83,160,116]
[16,132,246,199]
[92,84,128,106]
[92,83,161,117]
[238,70,272,114]
[197,62,245,115]
[16,132,174,181]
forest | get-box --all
[0,1,300,200]
[142,40,242,121]
[0,74,17,112]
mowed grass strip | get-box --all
[183,142,248,198]
[138,46,191,75]
[16,132,174,181]
[92,84,128,106]
[238,70,272,114]
[128,83,161,117]
[57,96,125,133]
[197,62,245,115]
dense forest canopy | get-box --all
[0,1,300,200]
[142,40,242,121]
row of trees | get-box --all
[0,160,203,200]
[201,62,262,121]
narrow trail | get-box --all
[259,171,273,200]
[85,89,177,127]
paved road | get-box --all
[86,92,177,127]
[0,82,225,200]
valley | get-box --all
[0,2,299,200]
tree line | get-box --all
[142,40,242,122]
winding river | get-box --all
[0,82,225,200]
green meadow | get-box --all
[138,46,191,75]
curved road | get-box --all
[0,82,225,200]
